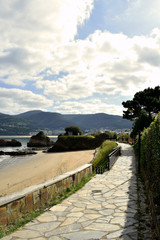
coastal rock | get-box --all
[48,135,105,152]
[27,131,54,147]
[0,139,22,147]
[0,150,37,156]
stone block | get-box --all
[56,180,63,194]
[74,173,78,186]
[33,190,40,210]
[9,200,20,210]
[0,206,8,225]
[0,206,7,215]
[7,199,22,221]
[0,215,8,225]
[64,177,72,189]
[40,188,48,205]
[25,193,33,212]
[47,184,56,200]
[19,197,26,213]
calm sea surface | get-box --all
[0,136,57,170]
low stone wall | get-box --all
[0,164,92,225]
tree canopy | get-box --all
[130,110,152,138]
[122,86,160,120]
[65,126,82,135]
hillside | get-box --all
[64,113,131,130]
[0,113,34,135]
[0,110,132,135]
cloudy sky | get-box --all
[0,0,160,115]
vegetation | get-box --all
[48,132,117,152]
[130,110,152,138]
[65,126,82,135]
[117,133,130,141]
[92,131,117,140]
[122,86,160,120]
[92,140,117,168]
[27,131,53,147]
[34,131,46,139]
[48,135,99,152]
[122,86,160,138]
[134,113,160,211]
[0,174,94,239]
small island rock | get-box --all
[0,139,22,147]
[27,131,54,147]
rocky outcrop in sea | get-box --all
[27,131,54,147]
[0,139,22,147]
[0,150,37,156]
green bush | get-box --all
[92,140,117,168]
[65,126,82,135]
[92,131,117,140]
[134,113,160,206]
[48,135,102,152]
[117,133,130,141]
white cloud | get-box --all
[36,29,160,102]
[0,0,160,115]
[54,99,123,116]
[0,88,53,114]
[0,0,93,86]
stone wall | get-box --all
[0,164,92,225]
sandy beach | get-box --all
[0,150,95,197]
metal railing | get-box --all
[92,146,121,174]
[107,146,121,170]
[92,166,106,174]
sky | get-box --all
[0,0,160,116]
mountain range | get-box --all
[0,110,132,135]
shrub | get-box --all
[65,126,82,135]
[92,140,117,168]
[134,113,160,207]
[92,131,117,140]
[48,134,116,152]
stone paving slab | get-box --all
[1,144,153,240]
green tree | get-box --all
[122,86,160,137]
[122,86,160,120]
[130,110,152,138]
[65,126,82,136]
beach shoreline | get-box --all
[0,150,95,197]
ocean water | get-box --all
[0,136,57,170]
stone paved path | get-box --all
[1,144,145,240]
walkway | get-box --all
[2,144,152,240]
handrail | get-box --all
[92,146,121,174]
[107,146,121,170]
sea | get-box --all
[0,136,57,171]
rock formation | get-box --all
[0,139,22,147]
[27,131,54,147]
[48,134,106,152]
[0,150,37,156]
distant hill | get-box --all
[0,110,132,135]
[17,111,73,129]
[64,113,131,130]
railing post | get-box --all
[107,156,110,170]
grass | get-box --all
[92,140,117,168]
[0,173,94,239]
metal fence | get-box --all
[107,146,121,170]
[92,146,121,174]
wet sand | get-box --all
[0,150,95,197]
